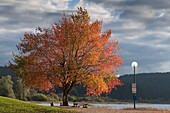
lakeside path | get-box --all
[57,107,170,113]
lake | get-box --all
[38,103,170,109]
[92,103,170,109]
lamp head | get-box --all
[131,61,138,68]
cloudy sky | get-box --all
[1,0,170,75]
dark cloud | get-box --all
[0,0,71,66]
[90,0,170,74]
[119,41,170,74]
[91,0,170,9]
[0,33,21,66]
[91,0,170,23]
[121,0,170,9]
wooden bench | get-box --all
[73,102,78,107]
[83,104,88,108]
[73,100,79,107]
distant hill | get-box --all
[110,72,170,103]
[0,66,16,77]
[69,72,170,103]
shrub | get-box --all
[77,96,91,101]
[47,93,60,101]
[31,93,48,101]
[68,95,77,101]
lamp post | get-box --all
[131,61,138,109]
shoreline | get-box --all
[56,106,170,113]
[31,101,170,112]
[30,100,170,106]
[30,100,170,104]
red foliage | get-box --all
[13,7,123,97]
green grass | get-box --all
[0,96,76,113]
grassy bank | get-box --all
[0,96,76,113]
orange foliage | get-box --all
[13,7,123,96]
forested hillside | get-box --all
[110,72,170,103]
[0,66,16,77]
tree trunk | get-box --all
[62,82,75,106]
[62,90,69,106]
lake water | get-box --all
[92,103,170,109]
[38,103,170,109]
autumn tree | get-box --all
[11,7,123,106]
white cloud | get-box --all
[0,0,15,6]
[75,0,115,23]
[0,28,33,33]
[0,16,8,21]
[7,0,71,13]
[158,12,165,18]
[121,21,145,29]
[156,9,166,18]
[43,0,71,11]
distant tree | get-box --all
[11,7,123,106]
[0,75,15,98]
[14,78,29,100]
